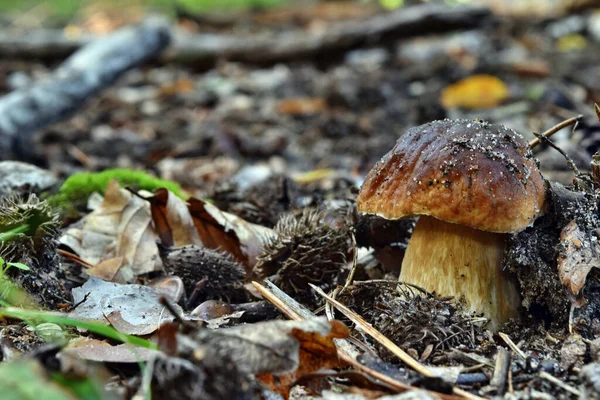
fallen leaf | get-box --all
[188,198,275,269]
[276,97,326,115]
[476,0,591,18]
[70,277,180,335]
[149,188,202,247]
[85,256,131,283]
[440,74,509,110]
[62,338,160,363]
[556,34,587,52]
[60,180,162,279]
[196,318,349,398]
[557,220,600,297]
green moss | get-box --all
[49,168,187,210]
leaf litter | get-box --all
[5,2,600,399]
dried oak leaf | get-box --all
[557,219,600,298]
[60,179,162,279]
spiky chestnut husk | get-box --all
[254,209,350,307]
[160,245,248,309]
[0,194,70,309]
[338,281,488,362]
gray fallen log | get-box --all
[0,18,171,158]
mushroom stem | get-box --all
[400,216,521,330]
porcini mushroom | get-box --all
[357,119,547,329]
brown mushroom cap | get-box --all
[357,119,547,233]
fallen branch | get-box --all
[0,18,171,157]
[0,4,489,65]
[170,4,490,64]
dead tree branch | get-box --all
[0,18,171,158]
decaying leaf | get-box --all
[440,74,509,109]
[149,188,202,248]
[557,219,600,297]
[70,277,180,335]
[187,198,275,269]
[276,97,326,115]
[256,320,349,397]
[149,190,274,270]
[61,337,160,363]
[60,180,162,279]
[155,317,348,399]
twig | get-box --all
[57,248,94,268]
[528,116,582,148]
[0,18,170,157]
[539,371,581,396]
[498,332,527,360]
[489,348,511,396]
[339,231,358,295]
[0,5,489,65]
[531,131,580,176]
[255,280,304,320]
[252,281,463,400]
[309,283,486,400]
[158,296,196,330]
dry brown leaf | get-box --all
[557,220,600,297]
[85,256,130,283]
[257,320,349,398]
[276,97,326,115]
[149,188,202,247]
[62,337,160,363]
[147,189,274,270]
[188,198,275,269]
[440,74,509,110]
[60,180,162,279]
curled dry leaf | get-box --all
[188,198,275,269]
[59,179,162,279]
[199,318,347,398]
[149,188,274,270]
[557,219,600,298]
[149,188,202,248]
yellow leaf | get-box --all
[556,34,587,52]
[441,74,509,110]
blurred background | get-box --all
[0,0,599,196]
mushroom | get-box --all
[356,119,547,329]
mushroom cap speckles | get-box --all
[356,119,547,233]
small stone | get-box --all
[0,161,57,196]
[580,363,600,400]
[559,334,587,370]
